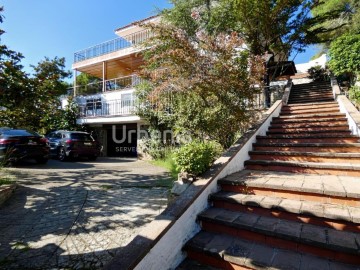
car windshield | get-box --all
[69,133,93,141]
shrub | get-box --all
[140,128,168,159]
[173,140,223,176]
[307,65,329,82]
[348,85,360,108]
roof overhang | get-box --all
[115,15,160,38]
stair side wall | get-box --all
[133,100,283,270]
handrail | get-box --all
[78,98,136,118]
[67,75,143,96]
[74,29,151,63]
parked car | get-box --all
[0,127,50,165]
[46,130,100,161]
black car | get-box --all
[46,130,100,161]
[0,127,50,165]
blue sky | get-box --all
[1,0,317,78]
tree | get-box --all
[328,34,360,82]
[138,19,264,148]
[311,0,359,52]
[0,7,72,133]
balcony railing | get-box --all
[70,75,143,96]
[74,29,151,63]
[78,99,136,118]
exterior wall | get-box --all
[295,54,327,73]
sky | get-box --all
[1,0,318,79]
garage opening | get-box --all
[106,124,137,157]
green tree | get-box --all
[0,7,72,133]
[311,0,359,53]
[328,34,360,82]
[75,72,101,95]
[138,20,264,148]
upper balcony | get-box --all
[73,29,151,64]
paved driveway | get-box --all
[0,158,172,269]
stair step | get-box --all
[281,106,339,112]
[199,208,360,260]
[267,126,351,134]
[271,117,348,124]
[270,121,349,128]
[210,192,360,231]
[245,160,360,176]
[253,142,360,153]
[289,94,334,99]
[277,112,346,120]
[184,231,359,270]
[219,170,360,206]
[249,150,360,163]
[288,98,335,104]
[280,108,340,116]
[256,136,359,144]
[285,101,337,107]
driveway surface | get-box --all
[0,158,172,269]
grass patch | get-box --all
[12,241,31,252]
[100,185,113,190]
[149,154,180,181]
[0,178,13,186]
[0,168,14,186]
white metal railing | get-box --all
[78,99,136,118]
[68,75,143,96]
[74,29,152,62]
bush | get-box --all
[307,65,329,82]
[348,85,360,108]
[173,140,223,176]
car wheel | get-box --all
[58,147,67,162]
[88,155,97,161]
[35,157,48,164]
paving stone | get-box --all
[244,243,275,269]
[0,158,170,269]
[259,196,282,209]
[300,224,327,246]
[241,195,266,207]
[204,234,233,257]
[271,249,301,270]
[327,229,358,253]
[200,208,224,220]
[224,238,254,266]
[324,205,351,222]
[340,178,360,199]
[301,179,324,193]
[264,178,286,188]
[300,201,324,218]
[233,212,260,228]
[215,209,242,223]
[253,216,280,236]
[277,199,302,214]
[281,178,304,192]
[322,178,346,197]
[329,261,359,270]
[274,219,302,240]
[300,254,330,270]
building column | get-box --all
[102,61,107,92]
[73,69,78,97]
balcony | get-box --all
[78,98,136,118]
[71,75,143,96]
[74,29,151,63]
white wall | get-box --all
[295,54,327,73]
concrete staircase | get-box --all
[178,81,360,269]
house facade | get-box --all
[68,15,298,158]
[69,16,160,157]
